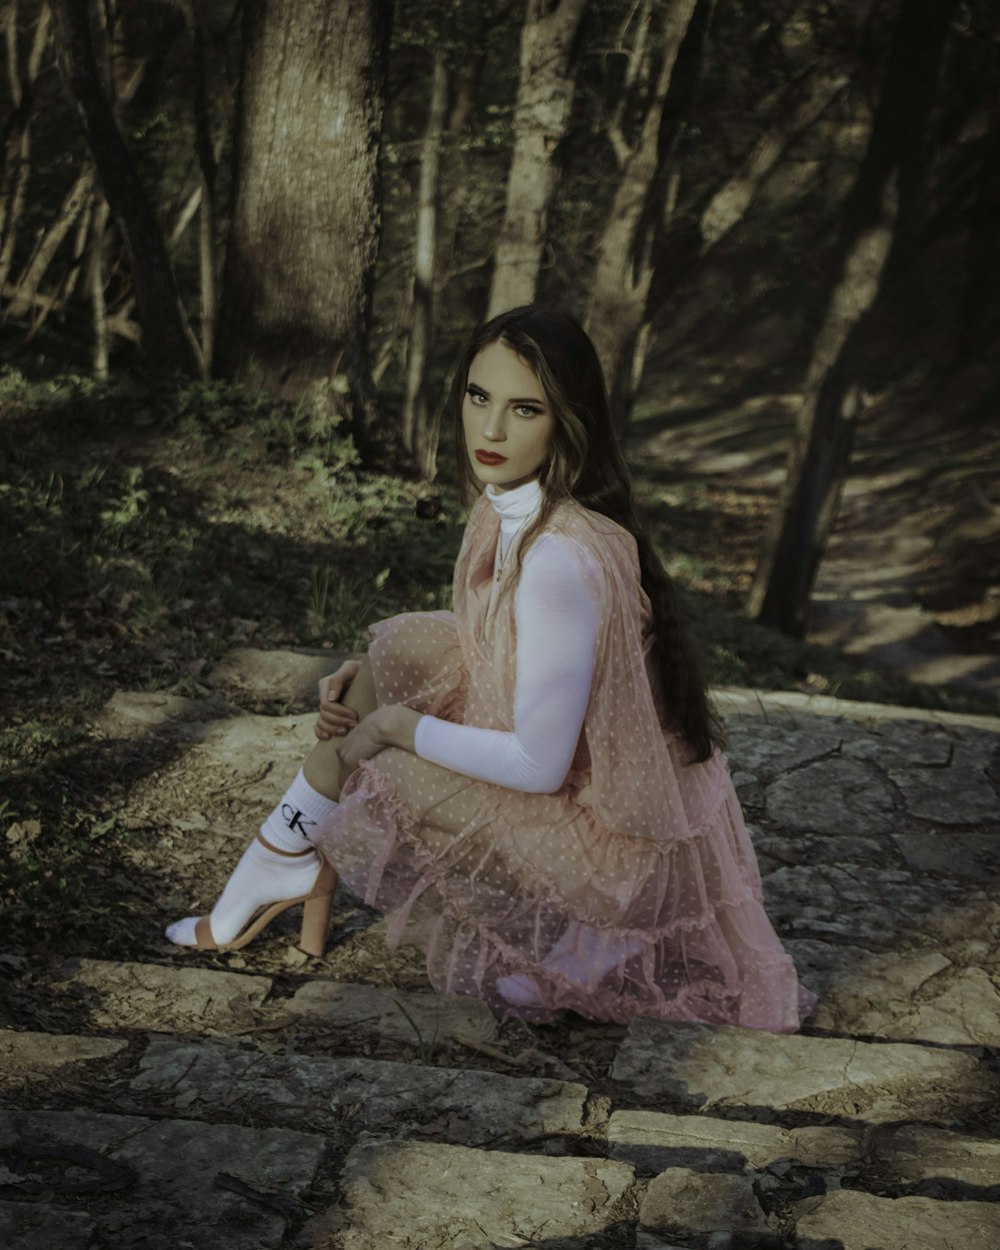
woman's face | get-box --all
[462,340,554,493]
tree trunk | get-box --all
[748,0,958,638]
[486,0,588,318]
[216,0,395,466]
[585,0,704,431]
[0,1,53,292]
[182,0,218,376]
[51,0,196,375]
[401,45,448,480]
[957,109,1000,364]
[698,67,848,253]
[5,163,92,319]
[88,192,109,376]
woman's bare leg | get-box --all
[303,657,378,801]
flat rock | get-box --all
[809,953,1000,1045]
[869,1122,1000,1191]
[188,714,317,804]
[207,647,352,706]
[95,689,229,733]
[611,1018,992,1123]
[759,862,953,943]
[793,1189,1000,1250]
[306,1139,636,1249]
[54,959,272,1035]
[132,1038,585,1143]
[893,830,1000,879]
[722,716,849,781]
[288,978,497,1046]
[717,688,1000,734]
[607,1110,861,1173]
[888,753,999,825]
[766,758,897,835]
[0,1200,96,1245]
[0,1029,126,1088]
[639,1168,771,1236]
[0,1108,325,1250]
[840,719,964,768]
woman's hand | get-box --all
[315,660,362,740]
[336,705,422,772]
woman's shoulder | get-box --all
[547,499,637,559]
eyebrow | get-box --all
[466,381,546,406]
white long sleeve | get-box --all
[414,532,600,793]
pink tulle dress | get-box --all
[318,495,815,1031]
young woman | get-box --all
[167,306,815,1032]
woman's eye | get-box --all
[516,405,542,417]
[467,389,488,406]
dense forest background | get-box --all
[1,0,998,726]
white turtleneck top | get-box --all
[413,479,601,794]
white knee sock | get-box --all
[259,769,340,852]
[165,770,339,947]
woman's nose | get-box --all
[483,414,506,441]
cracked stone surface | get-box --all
[0,1199,96,1244]
[0,1108,326,1250]
[766,757,899,834]
[611,1018,993,1122]
[607,1110,862,1174]
[792,1189,1000,1250]
[0,1029,126,1088]
[7,679,1000,1249]
[54,959,272,1035]
[639,1169,771,1236]
[760,862,960,944]
[132,1038,586,1143]
[886,754,999,824]
[304,1139,637,1249]
[287,978,497,1045]
[808,953,1000,1045]
[869,1123,1000,1190]
[891,829,1000,881]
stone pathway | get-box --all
[2,650,999,1248]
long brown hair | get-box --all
[450,305,725,762]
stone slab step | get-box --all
[608,1109,862,1175]
[302,1138,637,1249]
[0,1029,127,1089]
[612,1017,994,1124]
[130,1037,587,1146]
[638,1168,774,1241]
[869,1122,1000,1193]
[0,1108,326,1250]
[53,958,496,1048]
[793,1188,1000,1250]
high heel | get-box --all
[179,840,339,956]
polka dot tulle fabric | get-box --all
[319,497,815,1031]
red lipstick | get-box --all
[475,450,508,465]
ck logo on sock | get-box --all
[281,805,317,841]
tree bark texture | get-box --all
[748,0,958,638]
[216,0,394,464]
[401,46,448,480]
[584,0,702,431]
[486,0,588,318]
[0,1,53,292]
[51,0,196,375]
[698,67,848,253]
